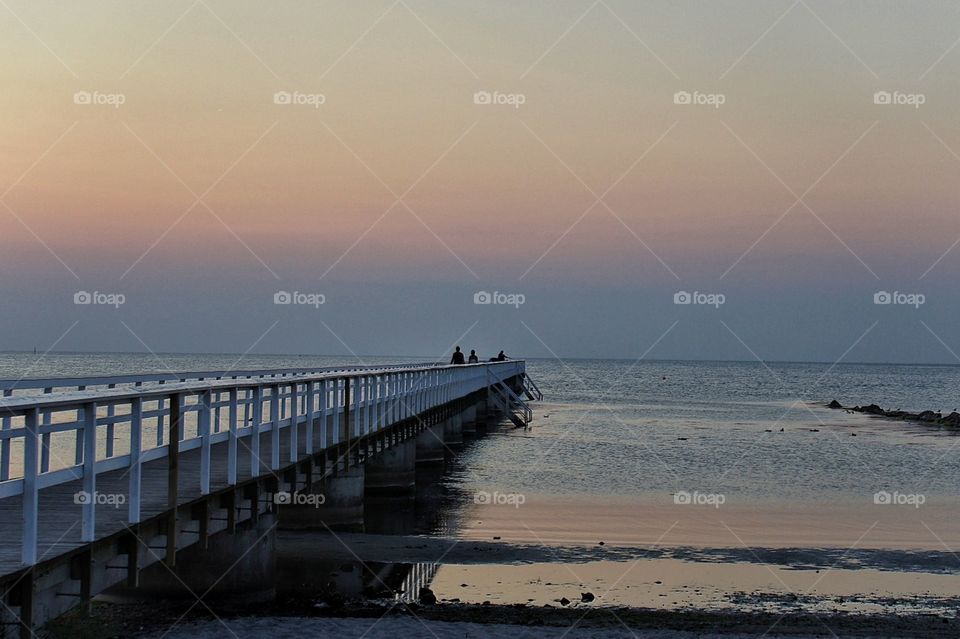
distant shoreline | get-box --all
[2,350,960,368]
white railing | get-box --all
[0,362,447,480]
[0,360,524,566]
[0,362,443,394]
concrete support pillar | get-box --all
[457,399,476,437]
[415,424,445,465]
[365,439,415,495]
[463,404,477,426]
[443,412,463,447]
[125,513,277,604]
[278,466,364,531]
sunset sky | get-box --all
[2,1,960,363]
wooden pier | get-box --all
[0,360,539,636]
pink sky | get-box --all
[2,1,960,361]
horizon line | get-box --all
[0,349,957,369]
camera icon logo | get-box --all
[274,491,292,505]
[873,490,891,505]
[673,91,692,105]
[273,91,292,105]
[474,490,491,504]
[673,490,692,505]
[274,290,292,305]
[73,490,92,505]
[473,91,492,105]
[74,290,92,305]
[674,291,692,305]
[474,291,492,305]
[73,91,92,105]
[873,291,892,305]
[873,91,892,105]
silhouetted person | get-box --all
[450,346,465,365]
[468,349,479,363]
[496,350,507,361]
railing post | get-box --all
[166,393,182,566]
[40,387,52,473]
[199,390,212,495]
[304,381,315,456]
[270,385,280,470]
[251,386,263,477]
[227,388,238,485]
[1,388,10,481]
[320,379,329,449]
[214,389,222,433]
[393,373,399,424]
[106,384,116,457]
[343,378,351,456]
[128,397,142,524]
[81,401,97,541]
[353,376,361,438]
[289,382,299,463]
[363,376,371,435]
[379,374,386,427]
[22,407,39,566]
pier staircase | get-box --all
[486,368,539,428]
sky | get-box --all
[2,0,960,364]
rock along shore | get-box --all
[828,400,960,428]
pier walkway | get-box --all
[0,360,539,636]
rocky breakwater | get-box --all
[828,400,960,428]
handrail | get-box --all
[486,367,533,425]
[522,373,544,401]
[0,361,442,393]
[0,362,498,412]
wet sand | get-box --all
[461,494,960,550]
[271,493,960,626]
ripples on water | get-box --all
[456,359,960,502]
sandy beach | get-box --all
[460,494,960,550]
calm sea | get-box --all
[2,353,958,502]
